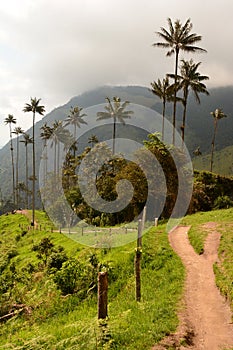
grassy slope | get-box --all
[193,145,233,176]
[0,211,184,350]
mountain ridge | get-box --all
[0,84,232,200]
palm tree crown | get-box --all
[150,76,174,140]
[170,59,209,143]
[23,97,45,116]
[153,18,207,144]
[210,108,227,172]
[97,97,133,154]
[4,114,17,126]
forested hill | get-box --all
[0,84,232,199]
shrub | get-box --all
[47,251,68,272]
[214,195,233,209]
[53,258,94,296]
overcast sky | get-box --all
[0,0,233,148]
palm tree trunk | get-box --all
[32,111,35,226]
[73,124,77,158]
[26,145,29,209]
[16,137,19,207]
[162,99,166,141]
[210,118,218,172]
[113,116,116,155]
[9,125,15,205]
[54,143,57,175]
[172,48,179,145]
[181,89,188,148]
[57,141,60,175]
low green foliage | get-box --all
[0,211,185,349]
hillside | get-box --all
[0,84,233,201]
[0,210,184,349]
[193,144,233,176]
[0,209,233,349]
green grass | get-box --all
[1,208,233,349]
[0,212,185,349]
[193,144,233,176]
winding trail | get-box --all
[168,224,233,349]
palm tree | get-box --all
[50,120,64,175]
[23,98,45,226]
[16,182,27,208]
[97,97,134,154]
[40,123,53,181]
[210,108,227,172]
[170,59,209,144]
[153,18,207,144]
[88,134,99,148]
[12,126,24,206]
[20,133,33,208]
[193,146,202,157]
[64,106,87,155]
[4,114,17,204]
[150,76,174,140]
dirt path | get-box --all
[166,224,233,350]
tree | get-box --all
[150,76,174,140]
[64,106,87,156]
[40,123,53,182]
[153,18,206,144]
[210,108,227,172]
[23,98,45,226]
[88,134,99,148]
[16,182,27,208]
[4,114,17,204]
[170,59,209,145]
[20,133,33,208]
[97,97,133,154]
[12,126,24,206]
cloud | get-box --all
[0,0,233,147]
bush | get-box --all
[47,251,68,272]
[53,258,94,296]
[214,195,233,209]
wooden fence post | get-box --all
[135,219,142,302]
[98,271,108,319]
[141,205,147,232]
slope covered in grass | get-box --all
[0,211,184,350]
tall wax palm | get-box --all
[20,133,33,208]
[88,134,99,148]
[64,106,87,155]
[12,126,24,206]
[170,59,209,144]
[40,123,53,181]
[97,97,134,154]
[153,18,206,144]
[51,120,69,175]
[23,98,45,226]
[4,114,17,204]
[210,108,227,172]
[150,76,174,140]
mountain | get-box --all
[0,84,232,202]
[193,144,233,176]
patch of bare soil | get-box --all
[152,224,233,350]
